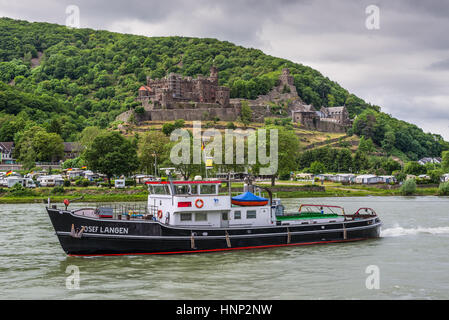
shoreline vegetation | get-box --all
[0,181,445,204]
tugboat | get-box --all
[46,179,382,256]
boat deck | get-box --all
[276,212,340,221]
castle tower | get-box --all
[279,68,294,86]
[209,65,218,85]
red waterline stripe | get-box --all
[68,238,366,257]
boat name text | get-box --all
[81,225,129,234]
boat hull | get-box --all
[47,208,382,256]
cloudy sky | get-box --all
[1,0,448,140]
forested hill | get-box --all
[0,17,447,160]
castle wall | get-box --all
[147,107,241,122]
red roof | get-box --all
[138,86,151,92]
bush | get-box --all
[174,119,185,128]
[279,171,291,180]
[135,106,145,114]
[226,122,236,129]
[162,122,176,136]
[75,178,90,187]
[63,180,71,187]
[51,186,65,194]
[400,179,416,195]
[125,178,135,186]
[8,183,36,197]
[99,182,112,188]
[264,118,273,126]
[439,182,449,196]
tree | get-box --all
[439,182,449,195]
[352,151,369,173]
[400,179,416,196]
[138,130,170,175]
[442,151,449,172]
[162,123,176,136]
[78,126,105,151]
[404,161,426,175]
[358,136,375,153]
[428,169,444,184]
[14,126,64,169]
[310,161,326,175]
[84,131,139,185]
[240,100,252,127]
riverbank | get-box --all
[0,182,443,204]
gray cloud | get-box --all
[0,0,448,140]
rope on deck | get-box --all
[225,231,231,248]
[190,232,196,249]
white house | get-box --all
[378,175,397,184]
[83,170,99,181]
[67,169,84,179]
[296,173,314,181]
[115,179,126,188]
[441,174,449,182]
[0,142,15,164]
[354,175,382,184]
[418,157,441,165]
[334,174,356,183]
[37,175,64,187]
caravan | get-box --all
[37,175,64,187]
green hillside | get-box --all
[0,17,447,160]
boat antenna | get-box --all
[254,184,272,207]
[166,169,175,204]
[228,172,232,205]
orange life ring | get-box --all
[195,199,204,208]
[157,210,163,219]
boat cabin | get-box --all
[146,180,277,228]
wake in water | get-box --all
[381,225,449,237]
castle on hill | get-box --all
[137,66,230,109]
[117,67,351,133]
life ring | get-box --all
[157,210,163,219]
[195,199,204,208]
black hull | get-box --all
[47,208,382,256]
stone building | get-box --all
[137,66,230,109]
[292,105,351,132]
[0,142,15,164]
[291,105,320,128]
[118,67,351,133]
[319,106,351,125]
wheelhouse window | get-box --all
[190,185,199,195]
[234,211,241,220]
[195,212,207,221]
[199,184,217,195]
[246,210,257,219]
[180,213,192,221]
[174,184,190,195]
[151,185,169,195]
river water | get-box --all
[0,196,448,300]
